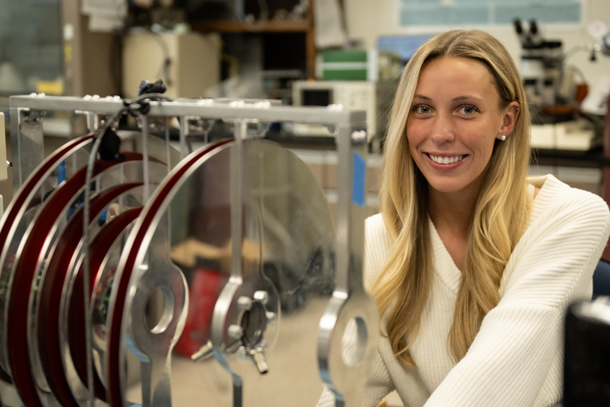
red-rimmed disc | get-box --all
[106,139,232,407]
[0,134,93,382]
[36,183,143,407]
[7,154,146,407]
[68,207,143,401]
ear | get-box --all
[497,101,520,140]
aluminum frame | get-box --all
[7,93,378,407]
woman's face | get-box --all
[406,56,514,199]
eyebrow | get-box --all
[412,94,484,102]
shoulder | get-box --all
[529,175,610,227]
[525,174,610,257]
[365,213,389,238]
[364,213,393,291]
[500,176,610,304]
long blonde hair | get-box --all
[372,29,532,366]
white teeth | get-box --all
[429,154,464,164]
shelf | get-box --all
[189,1,316,79]
[190,19,310,33]
[533,147,605,168]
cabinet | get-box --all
[0,0,120,98]
[189,0,316,80]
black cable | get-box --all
[80,90,173,406]
[149,32,173,88]
[81,102,127,407]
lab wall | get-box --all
[343,0,610,90]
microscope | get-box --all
[514,19,565,110]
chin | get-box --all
[427,179,473,195]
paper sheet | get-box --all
[314,0,347,49]
[82,0,128,32]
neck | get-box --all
[428,186,479,237]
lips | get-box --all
[427,154,465,165]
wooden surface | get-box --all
[189,20,309,33]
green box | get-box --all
[321,50,377,81]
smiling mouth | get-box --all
[427,154,466,165]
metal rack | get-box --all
[3,94,379,407]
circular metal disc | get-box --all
[3,132,180,406]
[0,135,93,380]
[109,138,337,407]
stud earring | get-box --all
[500,135,507,141]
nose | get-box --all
[431,115,455,143]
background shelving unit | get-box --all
[189,1,316,80]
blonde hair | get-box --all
[372,29,532,366]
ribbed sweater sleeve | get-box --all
[423,181,610,407]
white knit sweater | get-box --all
[319,175,610,407]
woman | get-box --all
[322,29,610,407]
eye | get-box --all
[412,104,432,115]
[458,105,479,115]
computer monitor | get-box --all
[377,34,434,66]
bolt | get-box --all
[228,324,244,340]
[265,311,276,322]
[351,130,367,144]
[255,101,271,108]
[191,340,214,362]
[237,296,253,311]
[253,291,269,305]
[251,350,269,374]
[230,100,245,107]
